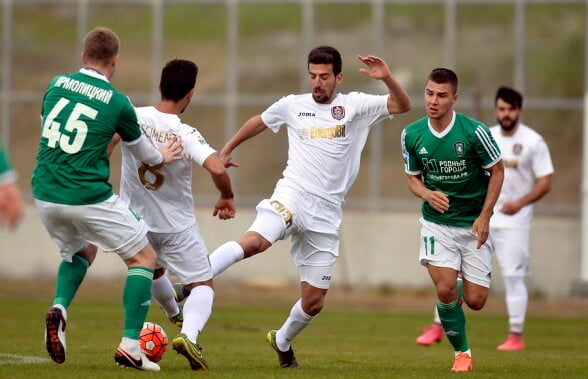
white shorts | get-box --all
[490,227,531,277]
[419,218,493,288]
[35,195,149,261]
[248,179,341,288]
[147,223,213,284]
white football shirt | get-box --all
[120,106,216,233]
[261,92,390,204]
[490,123,554,229]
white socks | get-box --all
[181,285,214,343]
[209,241,244,277]
[151,275,180,318]
[275,299,314,352]
[504,276,528,334]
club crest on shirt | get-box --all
[331,106,345,120]
[513,143,523,155]
[453,142,465,157]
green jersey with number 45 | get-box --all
[401,112,502,226]
[32,69,142,205]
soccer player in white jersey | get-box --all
[0,141,23,229]
[206,45,411,368]
[401,68,504,372]
[114,59,235,370]
[415,87,553,352]
[491,86,553,349]
[32,27,183,372]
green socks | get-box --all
[53,258,153,341]
[122,267,154,340]
[53,255,90,308]
[437,299,469,352]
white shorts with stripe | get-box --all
[418,218,493,288]
[34,195,149,261]
[248,179,342,289]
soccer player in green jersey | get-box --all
[0,142,23,229]
[401,68,504,372]
[31,27,183,372]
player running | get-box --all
[402,68,504,372]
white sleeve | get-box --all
[123,134,163,166]
[180,126,216,166]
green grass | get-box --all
[1,289,587,379]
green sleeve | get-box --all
[115,99,142,143]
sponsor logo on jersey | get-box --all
[419,146,428,154]
[198,135,207,145]
[297,112,316,117]
[308,125,346,140]
[453,142,465,157]
[331,105,345,120]
[513,143,523,155]
[299,125,346,140]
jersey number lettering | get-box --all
[423,236,436,256]
[42,97,97,154]
[138,163,164,190]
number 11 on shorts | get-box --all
[423,236,436,256]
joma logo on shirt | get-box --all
[298,112,316,117]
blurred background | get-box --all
[1,0,587,299]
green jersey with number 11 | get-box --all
[401,111,502,226]
[32,68,141,205]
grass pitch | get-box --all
[0,280,586,379]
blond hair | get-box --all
[83,27,119,66]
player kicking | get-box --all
[208,46,411,368]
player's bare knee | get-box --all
[240,232,271,258]
[302,299,324,316]
[465,295,487,310]
[435,284,458,303]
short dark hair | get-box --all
[160,59,198,102]
[428,68,458,94]
[495,86,523,109]
[308,46,342,76]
